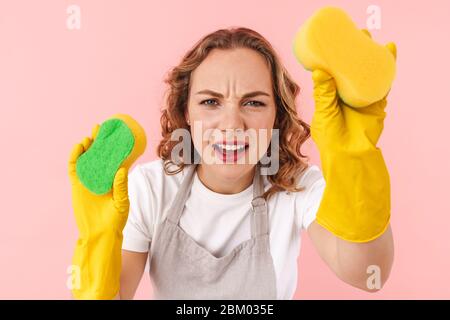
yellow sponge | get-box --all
[293,7,396,107]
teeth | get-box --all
[215,144,246,151]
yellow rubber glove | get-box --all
[311,39,397,243]
[68,115,146,299]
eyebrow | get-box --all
[195,89,271,99]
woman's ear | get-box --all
[184,109,190,125]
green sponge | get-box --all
[76,114,147,195]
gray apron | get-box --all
[148,163,277,299]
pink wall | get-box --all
[0,0,448,299]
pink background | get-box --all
[0,0,449,299]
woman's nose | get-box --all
[219,103,245,131]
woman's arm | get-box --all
[307,221,394,292]
[119,250,148,299]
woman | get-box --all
[69,27,394,299]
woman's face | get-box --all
[186,48,277,184]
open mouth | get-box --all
[212,141,249,163]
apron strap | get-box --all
[250,164,269,238]
[167,164,197,224]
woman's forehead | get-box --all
[190,48,273,92]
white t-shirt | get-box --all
[122,159,325,300]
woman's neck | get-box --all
[196,165,255,194]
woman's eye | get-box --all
[245,100,265,107]
[200,99,218,106]
[199,99,265,107]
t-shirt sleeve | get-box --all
[295,165,326,230]
[122,165,154,253]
